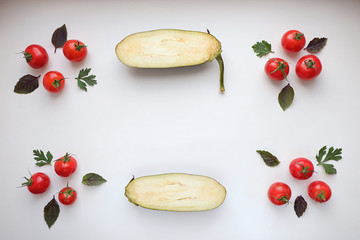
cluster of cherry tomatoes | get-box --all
[22,39,87,92]
[265,30,322,81]
[268,158,332,206]
[22,153,78,205]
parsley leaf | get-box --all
[75,68,97,91]
[33,149,53,166]
[316,146,342,174]
[252,40,274,57]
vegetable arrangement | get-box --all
[257,146,342,217]
[13,23,344,229]
[20,149,107,228]
[252,30,327,110]
[14,24,97,94]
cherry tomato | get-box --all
[281,30,306,52]
[54,153,77,177]
[22,172,50,194]
[58,184,77,205]
[268,182,292,205]
[295,55,322,80]
[264,58,289,81]
[43,71,65,92]
[289,157,315,180]
[63,39,88,62]
[308,181,332,203]
[22,44,49,69]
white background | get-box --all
[1,0,360,239]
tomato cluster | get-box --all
[22,153,78,205]
[265,30,322,81]
[21,39,88,93]
[268,156,332,210]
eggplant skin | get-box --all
[124,173,226,212]
[115,29,222,68]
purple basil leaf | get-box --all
[304,37,327,53]
[14,74,40,94]
[51,24,67,53]
[294,195,307,218]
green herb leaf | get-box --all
[82,173,107,186]
[52,24,67,53]
[278,83,294,111]
[256,150,280,167]
[252,40,274,57]
[75,68,97,92]
[294,195,307,218]
[33,149,53,166]
[316,146,342,174]
[44,196,60,228]
[304,37,327,53]
[14,74,40,94]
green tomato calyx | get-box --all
[315,191,327,203]
[75,41,87,51]
[293,32,304,41]
[23,51,32,62]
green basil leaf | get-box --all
[44,196,60,228]
[82,173,107,186]
[278,83,294,111]
[256,150,280,167]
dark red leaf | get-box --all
[51,24,67,53]
[14,74,40,94]
[304,37,327,53]
[294,195,307,218]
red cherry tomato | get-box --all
[295,55,322,80]
[264,58,289,81]
[268,182,292,205]
[58,184,77,205]
[289,157,315,180]
[63,39,88,62]
[308,181,332,203]
[43,71,65,92]
[22,172,50,194]
[54,153,77,177]
[281,30,306,52]
[23,44,49,69]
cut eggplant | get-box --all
[115,29,225,92]
[124,173,226,212]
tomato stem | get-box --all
[270,58,289,82]
[52,78,64,89]
[293,32,304,41]
[315,191,327,203]
[294,161,315,178]
[75,41,87,51]
[22,51,32,62]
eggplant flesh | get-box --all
[115,29,222,68]
[125,173,226,212]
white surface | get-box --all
[1,0,360,239]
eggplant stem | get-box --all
[215,54,225,93]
